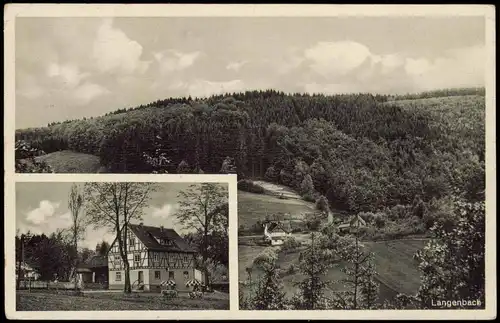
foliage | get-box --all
[237,179,265,194]
[15,140,53,173]
[67,184,85,289]
[415,200,485,308]
[293,232,332,310]
[84,182,156,293]
[315,195,330,213]
[249,248,286,310]
[280,236,302,254]
[176,183,228,283]
[16,89,485,238]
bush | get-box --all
[302,193,316,203]
[373,213,386,228]
[315,195,330,212]
[238,179,265,194]
[388,204,412,221]
[281,237,301,254]
[286,264,297,275]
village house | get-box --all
[16,262,40,281]
[263,221,292,245]
[338,214,367,234]
[107,223,203,292]
[75,255,109,288]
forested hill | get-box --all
[16,88,485,215]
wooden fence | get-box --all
[18,280,76,290]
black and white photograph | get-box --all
[4,3,496,321]
[235,15,492,311]
[14,181,230,311]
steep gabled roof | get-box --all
[267,221,291,234]
[128,223,197,253]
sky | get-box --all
[15,182,228,250]
[15,16,486,128]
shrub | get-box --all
[238,179,266,194]
[302,193,316,203]
[281,236,301,254]
[388,204,412,221]
[373,213,386,228]
[286,264,297,275]
[315,195,330,212]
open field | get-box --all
[252,181,303,199]
[34,150,105,173]
[16,290,229,311]
[239,238,428,304]
[238,190,316,228]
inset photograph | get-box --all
[15,181,229,311]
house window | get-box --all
[153,253,159,262]
[168,271,174,280]
[129,238,135,250]
[116,272,121,281]
[154,271,161,279]
[134,254,141,267]
[183,271,189,279]
[183,255,189,262]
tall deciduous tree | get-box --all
[176,183,228,284]
[84,182,156,293]
[68,183,85,290]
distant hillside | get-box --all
[17,89,485,228]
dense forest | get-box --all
[16,88,485,230]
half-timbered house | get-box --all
[108,223,202,292]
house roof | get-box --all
[128,223,197,253]
[77,255,108,270]
[267,221,291,234]
[350,214,367,226]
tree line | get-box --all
[16,89,485,232]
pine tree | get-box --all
[293,231,331,310]
[250,248,286,310]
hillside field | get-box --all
[237,190,316,228]
[239,238,427,304]
[34,150,106,173]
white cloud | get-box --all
[26,200,61,225]
[304,82,360,95]
[175,79,245,98]
[305,41,371,76]
[46,63,89,88]
[92,18,150,75]
[406,45,485,91]
[372,54,406,74]
[154,50,201,74]
[226,60,248,72]
[151,203,178,219]
[73,82,109,105]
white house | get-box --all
[263,221,292,246]
[107,222,203,292]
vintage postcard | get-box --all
[4,3,496,320]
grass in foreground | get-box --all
[16,290,229,311]
[35,150,105,173]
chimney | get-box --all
[160,225,164,232]
[139,222,143,228]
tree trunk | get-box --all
[124,262,131,293]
